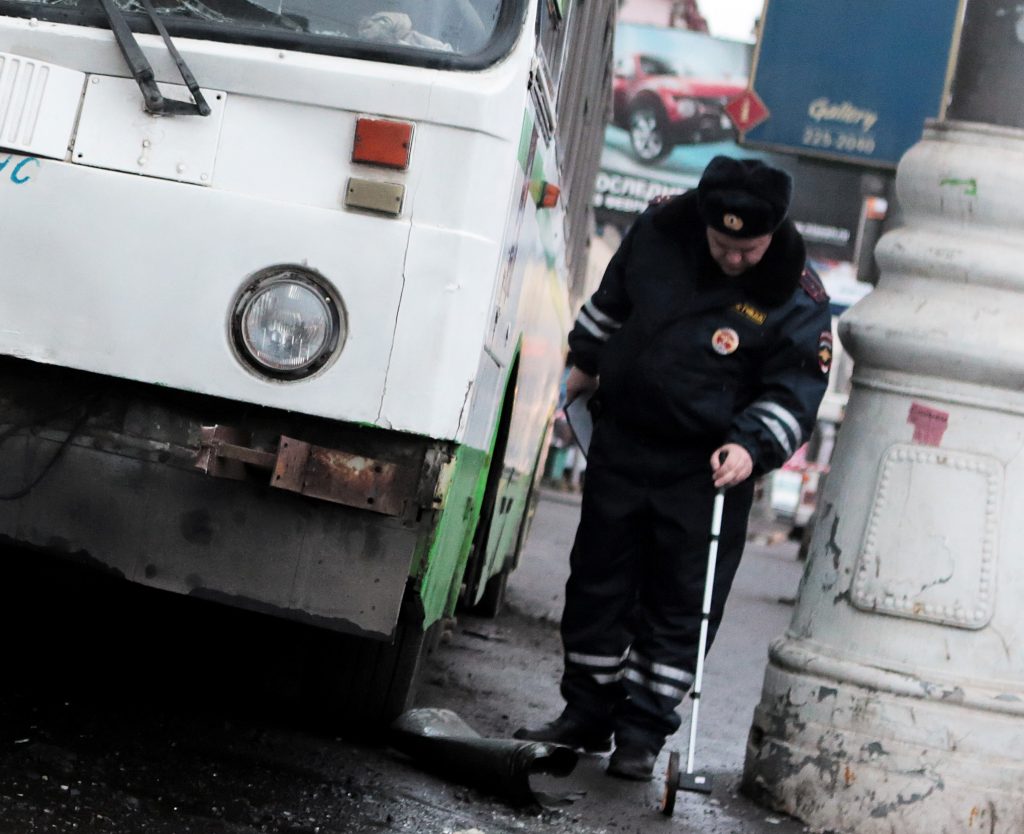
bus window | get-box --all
[0,0,515,62]
[536,0,567,84]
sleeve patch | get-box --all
[818,331,834,374]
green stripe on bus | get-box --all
[416,442,490,626]
[415,354,521,627]
[518,112,534,174]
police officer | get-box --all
[515,156,832,780]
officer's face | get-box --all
[706,228,773,277]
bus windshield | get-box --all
[0,0,518,65]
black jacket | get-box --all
[569,191,832,475]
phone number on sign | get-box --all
[802,127,876,155]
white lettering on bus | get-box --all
[0,154,39,185]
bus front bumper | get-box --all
[0,357,448,640]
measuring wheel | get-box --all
[661,750,680,816]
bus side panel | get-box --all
[472,0,622,597]
[412,351,504,626]
[471,243,569,599]
[469,108,574,600]
[377,133,513,438]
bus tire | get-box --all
[301,589,434,734]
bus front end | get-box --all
[0,0,600,720]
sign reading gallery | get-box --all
[741,0,962,167]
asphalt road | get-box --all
[0,489,810,834]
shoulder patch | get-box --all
[799,268,829,304]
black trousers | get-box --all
[559,427,755,753]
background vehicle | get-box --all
[612,52,744,163]
[0,0,615,725]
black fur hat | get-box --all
[697,156,792,238]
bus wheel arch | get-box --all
[463,354,521,618]
[473,425,548,618]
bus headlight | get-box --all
[231,267,345,379]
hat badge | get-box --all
[723,213,744,232]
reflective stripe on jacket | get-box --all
[569,191,831,475]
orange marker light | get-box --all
[352,118,414,170]
[538,182,560,209]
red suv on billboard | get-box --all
[612,53,745,164]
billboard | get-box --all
[594,22,872,263]
[741,0,963,167]
[594,24,751,219]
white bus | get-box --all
[0,0,614,724]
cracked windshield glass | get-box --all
[9,0,507,56]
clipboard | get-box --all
[564,391,594,458]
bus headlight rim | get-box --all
[230,265,346,381]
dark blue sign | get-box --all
[743,0,963,167]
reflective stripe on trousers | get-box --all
[559,455,754,751]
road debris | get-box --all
[390,708,579,808]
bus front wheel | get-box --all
[301,590,435,732]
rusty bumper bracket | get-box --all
[195,425,421,516]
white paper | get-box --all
[565,392,594,458]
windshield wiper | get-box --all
[95,0,211,116]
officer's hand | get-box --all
[565,367,599,403]
[711,444,753,488]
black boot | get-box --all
[513,712,613,753]
[606,744,658,781]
